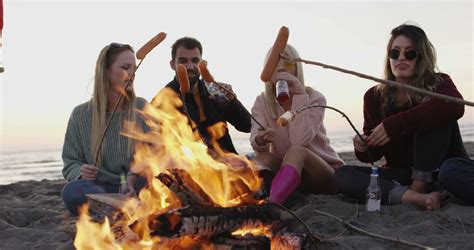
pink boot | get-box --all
[269,165,301,204]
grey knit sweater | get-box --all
[62,97,147,185]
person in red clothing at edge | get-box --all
[334,23,469,211]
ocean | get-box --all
[1,124,473,185]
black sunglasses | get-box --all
[389,49,418,60]
[110,42,129,48]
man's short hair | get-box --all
[171,37,203,60]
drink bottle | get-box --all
[366,166,381,212]
[276,80,290,103]
[119,174,129,195]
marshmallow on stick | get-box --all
[276,111,295,127]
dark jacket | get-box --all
[356,73,465,167]
[165,78,251,154]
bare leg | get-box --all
[282,145,337,194]
[401,190,441,211]
[254,152,282,173]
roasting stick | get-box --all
[94,32,167,166]
[176,64,209,144]
[263,26,473,106]
[285,55,474,107]
[198,60,265,130]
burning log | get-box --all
[86,193,141,240]
[86,193,138,224]
[211,234,270,249]
[157,169,214,206]
[149,203,280,238]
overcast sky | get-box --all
[1,0,472,152]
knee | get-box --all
[284,145,311,162]
[286,145,310,155]
[61,180,89,215]
[439,158,464,184]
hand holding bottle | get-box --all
[206,81,235,102]
[272,72,305,95]
[119,174,138,197]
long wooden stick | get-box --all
[288,56,474,107]
[94,60,143,166]
[313,209,434,249]
[94,33,166,166]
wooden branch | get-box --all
[313,209,434,249]
[274,204,317,234]
[292,57,474,107]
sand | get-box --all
[0,142,473,249]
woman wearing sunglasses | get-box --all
[250,44,344,205]
[61,43,148,215]
[334,23,468,210]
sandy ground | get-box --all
[0,142,473,249]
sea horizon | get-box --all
[1,123,473,185]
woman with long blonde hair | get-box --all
[334,23,468,210]
[250,44,344,205]
[61,43,147,215]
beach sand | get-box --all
[1,142,473,249]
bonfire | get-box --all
[73,88,303,249]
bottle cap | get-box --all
[120,174,126,183]
[370,166,378,175]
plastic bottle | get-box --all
[206,81,229,102]
[366,166,381,212]
[119,174,129,195]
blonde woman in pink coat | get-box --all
[250,44,344,204]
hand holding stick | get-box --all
[198,60,265,129]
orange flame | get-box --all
[74,204,121,249]
[76,86,267,248]
[124,87,263,207]
[232,222,273,238]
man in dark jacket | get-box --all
[162,37,251,154]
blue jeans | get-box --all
[61,177,147,215]
[439,157,474,204]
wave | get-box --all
[0,124,472,185]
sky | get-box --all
[0,0,473,152]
